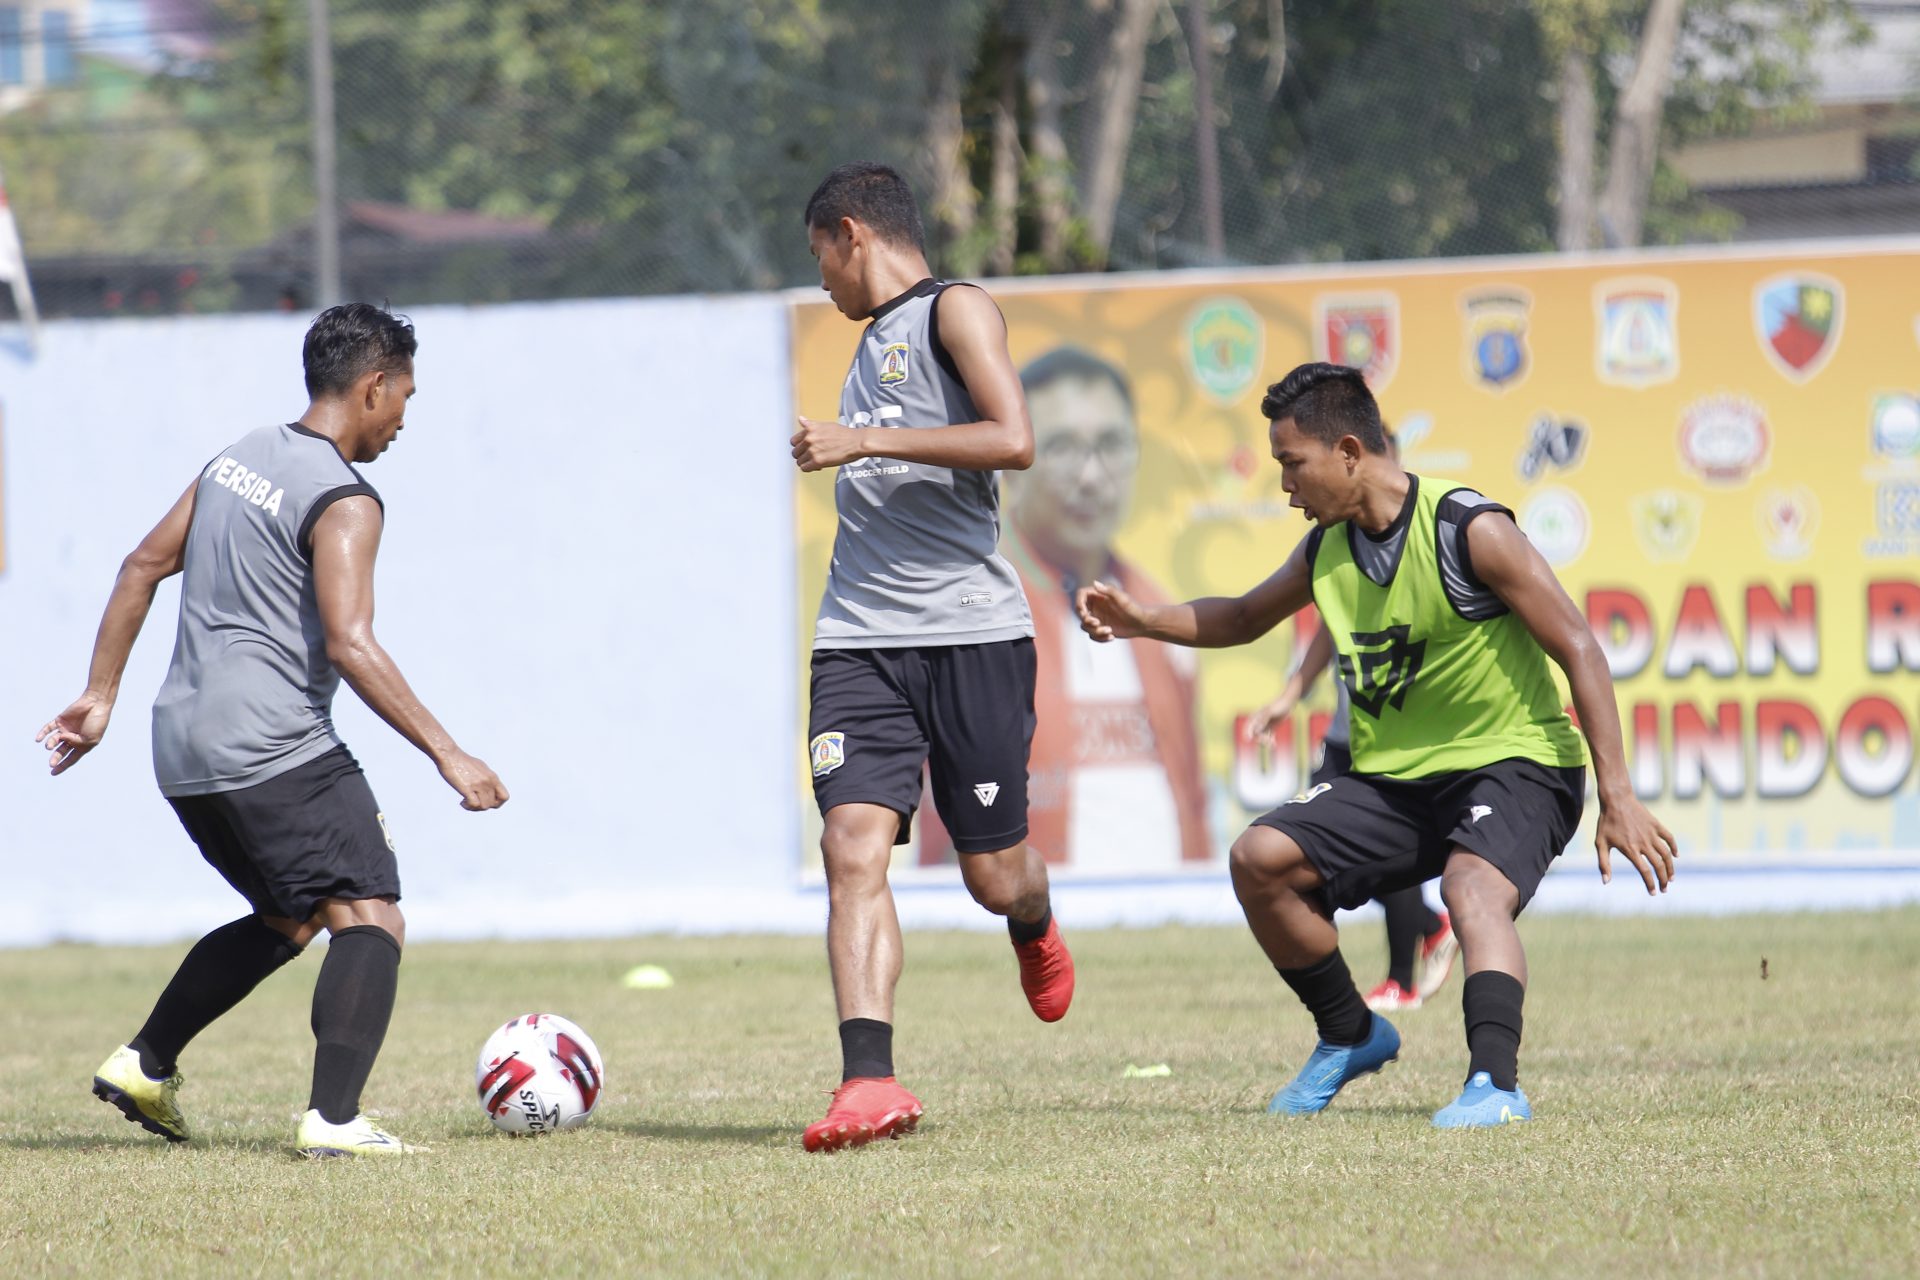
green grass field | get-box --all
[2,908,1916,1277]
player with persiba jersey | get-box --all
[793,161,1074,1153]
[1076,361,1675,1127]
[38,303,507,1158]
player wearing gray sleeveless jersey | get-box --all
[813,277,1032,648]
[151,422,381,795]
[40,304,506,1158]
[788,162,1074,1153]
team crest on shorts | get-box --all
[878,342,910,386]
[810,732,846,778]
[1186,297,1264,405]
[1314,293,1399,390]
[376,812,395,852]
[1462,288,1530,390]
[1595,278,1678,387]
[1753,273,1841,382]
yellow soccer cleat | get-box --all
[294,1109,428,1158]
[92,1045,190,1143]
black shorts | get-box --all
[1254,756,1585,912]
[1311,739,1353,789]
[809,639,1035,854]
[167,746,401,922]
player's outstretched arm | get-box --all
[1467,513,1677,895]
[1250,624,1335,739]
[1074,533,1314,650]
[310,496,509,812]
[790,285,1033,473]
[36,479,197,775]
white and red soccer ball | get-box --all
[474,1013,605,1135]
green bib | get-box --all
[1311,476,1587,779]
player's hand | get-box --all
[791,417,867,472]
[1594,794,1677,894]
[36,693,113,776]
[1248,692,1300,741]
[1074,580,1150,642]
[439,750,510,811]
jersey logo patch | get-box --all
[878,342,911,386]
[974,782,1000,807]
[1337,625,1427,719]
[810,732,846,778]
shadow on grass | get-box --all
[601,1119,794,1145]
[0,1131,286,1153]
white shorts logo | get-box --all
[1287,783,1332,805]
[810,732,845,778]
[974,782,1000,807]
[1469,804,1493,824]
[376,812,395,852]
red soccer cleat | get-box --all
[1415,911,1460,1000]
[801,1076,923,1153]
[1363,977,1422,1013]
[1013,916,1075,1023]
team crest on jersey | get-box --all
[1515,413,1587,483]
[1595,278,1679,386]
[1186,297,1264,405]
[1753,273,1842,382]
[878,342,911,386]
[809,732,846,778]
[1337,625,1426,719]
[1630,490,1701,563]
[1678,394,1770,485]
[1462,288,1530,390]
[1518,486,1590,566]
[1314,293,1399,390]
[376,812,395,852]
[1756,486,1819,561]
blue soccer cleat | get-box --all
[1432,1071,1531,1128]
[1267,1013,1401,1115]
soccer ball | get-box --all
[474,1013,605,1135]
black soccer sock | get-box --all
[1379,888,1437,990]
[839,1018,894,1082]
[1277,949,1373,1046]
[130,916,304,1078]
[307,925,402,1125]
[1463,970,1525,1092]
[1007,905,1052,946]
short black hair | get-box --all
[803,162,926,252]
[1260,362,1389,454]
[1019,346,1135,418]
[303,303,417,398]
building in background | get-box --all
[0,0,86,112]
[1676,3,1920,240]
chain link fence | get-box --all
[0,0,1914,319]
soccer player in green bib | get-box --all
[1075,362,1676,1127]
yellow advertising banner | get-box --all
[792,242,1920,879]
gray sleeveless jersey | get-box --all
[151,424,380,796]
[813,280,1033,649]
